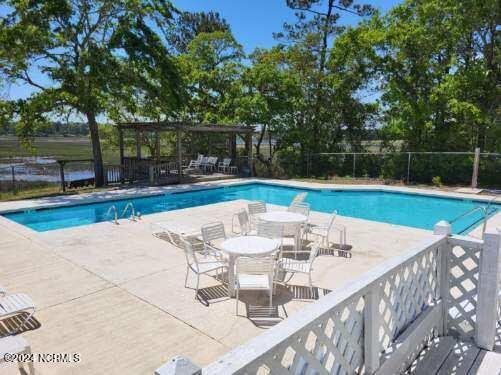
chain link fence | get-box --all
[272,151,501,188]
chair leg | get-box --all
[24,346,35,375]
[195,273,200,299]
[15,310,35,334]
[184,266,189,288]
[269,289,273,310]
[235,288,239,315]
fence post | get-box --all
[10,166,16,195]
[434,221,452,336]
[364,286,381,374]
[155,355,201,375]
[471,147,480,188]
[475,229,501,350]
[58,161,66,192]
[352,154,356,178]
[406,153,411,184]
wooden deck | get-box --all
[406,336,501,375]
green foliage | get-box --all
[432,176,442,187]
[0,0,183,185]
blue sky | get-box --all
[1,0,402,101]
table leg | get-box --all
[228,254,236,297]
[295,223,302,257]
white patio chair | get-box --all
[181,237,227,299]
[203,156,218,173]
[284,202,310,248]
[278,240,321,292]
[183,160,201,173]
[306,210,347,248]
[256,220,283,241]
[198,156,209,171]
[0,291,36,333]
[232,209,255,235]
[201,221,227,259]
[0,335,35,375]
[290,192,307,206]
[235,256,275,316]
[248,201,267,228]
[218,158,231,173]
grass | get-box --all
[0,136,119,162]
[0,183,111,201]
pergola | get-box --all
[115,121,255,183]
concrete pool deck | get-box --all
[0,179,499,374]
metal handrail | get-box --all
[482,195,501,236]
[450,206,487,225]
[106,205,118,225]
[121,202,136,221]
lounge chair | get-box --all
[290,192,307,206]
[0,288,36,334]
[218,158,232,173]
[0,335,35,375]
[235,256,275,316]
[306,210,347,248]
[203,156,218,173]
[287,202,310,217]
[181,237,227,300]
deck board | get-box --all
[406,336,501,375]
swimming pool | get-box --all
[2,183,498,233]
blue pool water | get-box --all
[2,183,499,233]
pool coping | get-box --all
[0,178,499,216]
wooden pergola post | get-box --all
[246,133,253,177]
[177,129,183,183]
[135,129,142,159]
[118,128,124,165]
[229,133,237,160]
[155,131,161,161]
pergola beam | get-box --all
[117,121,255,134]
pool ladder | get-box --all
[106,205,119,225]
[450,195,500,237]
[122,202,140,221]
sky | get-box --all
[1,0,402,101]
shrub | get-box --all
[432,176,442,187]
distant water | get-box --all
[0,157,93,182]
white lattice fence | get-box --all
[377,245,439,351]
[244,293,365,375]
[446,238,481,339]
[157,225,501,375]
[197,235,448,375]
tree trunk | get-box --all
[87,112,105,187]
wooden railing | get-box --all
[156,222,501,375]
[104,165,123,184]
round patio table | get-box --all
[221,235,280,297]
[257,211,308,255]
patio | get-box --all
[0,194,439,375]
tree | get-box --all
[178,31,244,122]
[275,0,374,155]
[0,0,182,186]
[168,11,231,54]
[237,47,301,175]
[367,0,500,152]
